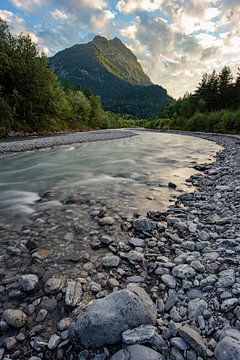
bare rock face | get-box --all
[70,286,157,348]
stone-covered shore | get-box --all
[0,131,239,360]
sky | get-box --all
[0,0,240,98]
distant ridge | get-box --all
[49,36,172,118]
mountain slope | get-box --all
[49,36,172,118]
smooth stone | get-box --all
[19,274,39,292]
[188,299,208,320]
[36,309,48,322]
[102,255,120,268]
[221,298,238,312]
[44,277,62,294]
[98,217,115,226]
[48,334,61,350]
[3,309,27,328]
[128,237,145,247]
[4,337,17,350]
[65,280,82,307]
[133,218,155,232]
[71,286,157,348]
[172,265,196,279]
[99,235,113,246]
[178,325,208,357]
[110,345,164,360]
[126,251,144,263]
[161,274,177,288]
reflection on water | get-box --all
[0,132,221,225]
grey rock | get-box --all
[214,335,240,360]
[48,334,61,350]
[36,309,48,322]
[71,287,157,348]
[128,237,145,247]
[190,261,205,273]
[126,251,144,263]
[133,218,155,232]
[110,345,164,360]
[102,255,120,268]
[188,299,208,320]
[19,274,38,292]
[3,309,27,328]
[58,318,73,331]
[4,337,17,350]
[178,325,208,357]
[122,325,167,355]
[170,337,189,351]
[98,217,115,226]
[65,280,82,307]
[161,274,177,288]
[165,289,178,311]
[30,338,47,352]
[44,277,63,294]
[99,235,113,246]
[172,265,196,279]
[221,298,238,312]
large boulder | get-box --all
[110,345,164,360]
[71,286,157,348]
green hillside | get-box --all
[49,36,172,118]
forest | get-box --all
[146,66,240,133]
[0,19,134,136]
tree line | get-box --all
[0,19,133,136]
[146,66,240,134]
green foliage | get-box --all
[0,19,136,136]
[146,66,240,134]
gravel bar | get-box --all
[0,129,136,154]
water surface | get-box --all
[0,132,221,226]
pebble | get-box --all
[3,309,27,328]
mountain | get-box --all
[49,36,172,118]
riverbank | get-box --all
[0,129,136,154]
[0,131,239,360]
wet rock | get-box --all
[178,325,208,357]
[172,265,196,279]
[3,309,27,328]
[110,345,164,360]
[71,286,157,348]
[19,274,39,292]
[102,255,120,268]
[65,280,82,307]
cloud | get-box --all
[117,0,163,14]
[51,9,70,20]
[11,0,46,12]
[90,10,115,30]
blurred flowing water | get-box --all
[0,132,221,225]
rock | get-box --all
[65,280,82,307]
[165,289,178,312]
[126,250,144,263]
[128,237,145,247]
[36,309,48,322]
[178,325,208,357]
[48,334,61,350]
[3,309,27,328]
[30,338,47,352]
[161,274,177,288]
[188,299,208,320]
[172,265,196,279]
[168,182,177,189]
[71,286,157,348]
[133,218,155,232]
[108,278,119,288]
[214,335,240,360]
[58,318,73,331]
[19,274,39,292]
[110,345,164,360]
[170,337,189,351]
[98,217,115,226]
[102,255,120,268]
[44,277,63,294]
[4,337,17,350]
[190,261,205,273]
[99,235,113,246]
[122,325,167,355]
[90,240,101,250]
[221,298,238,312]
